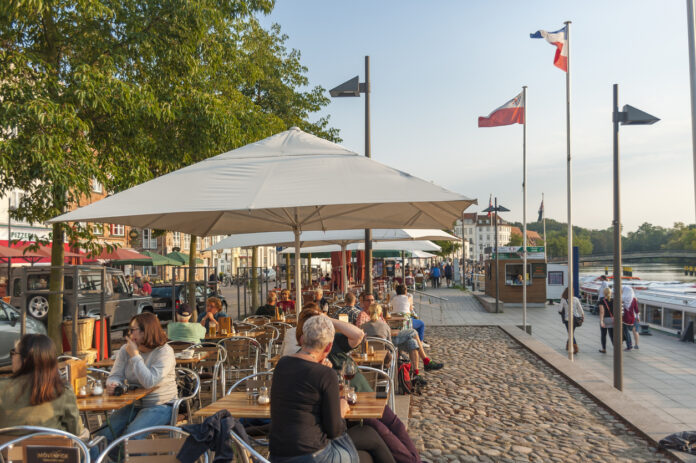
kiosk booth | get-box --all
[484,246,547,307]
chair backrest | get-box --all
[167,341,197,352]
[226,371,274,395]
[357,366,391,397]
[0,426,90,463]
[251,325,279,356]
[233,322,256,332]
[95,426,205,463]
[172,368,201,425]
[242,316,270,326]
[229,428,270,463]
[218,337,261,382]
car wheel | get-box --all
[27,295,50,320]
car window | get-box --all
[0,304,8,321]
[78,273,103,292]
[112,275,127,294]
[13,278,21,297]
[27,275,49,291]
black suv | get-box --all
[151,283,227,320]
[9,265,154,328]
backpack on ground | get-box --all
[397,356,423,395]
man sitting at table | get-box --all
[277,289,295,314]
[392,285,428,346]
[333,292,361,324]
[167,304,206,343]
[198,297,227,329]
[256,291,279,317]
[313,288,330,313]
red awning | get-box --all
[90,248,150,261]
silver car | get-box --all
[0,299,47,366]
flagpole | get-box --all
[543,192,547,262]
[565,20,574,361]
[522,85,528,333]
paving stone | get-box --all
[408,326,677,462]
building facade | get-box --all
[454,213,511,262]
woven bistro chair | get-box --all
[171,368,201,426]
[191,342,227,405]
[94,426,208,463]
[218,336,262,385]
[242,316,271,326]
[0,426,97,463]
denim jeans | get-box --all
[410,319,425,341]
[91,403,172,459]
[270,433,359,463]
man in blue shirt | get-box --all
[198,297,227,329]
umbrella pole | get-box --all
[294,227,302,308]
[341,244,348,297]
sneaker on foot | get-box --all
[634,345,639,350]
[421,342,431,348]
[625,347,632,351]
[599,349,606,353]
[424,360,443,371]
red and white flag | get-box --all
[478,92,524,128]
[530,26,568,72]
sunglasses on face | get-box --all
[127,327,142,334]
[10,348,19,356]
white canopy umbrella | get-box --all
[280,240,442,254]
[410,250,438,259]
[51,127,476,305]
[206,229,458,292]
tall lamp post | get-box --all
[6,197,16,295]
[330,56,373,296]
[612,84,659,390]
[482,199,510,313]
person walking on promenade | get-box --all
[559,287,584,354]
[430,265,441,288]
[444,261,453,288]
[596,275,609,313]
[622,286,639,350]
[598,287,615,353]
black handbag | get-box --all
[573,315,584,327]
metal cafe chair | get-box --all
[94,425,208,463]
[0,426,95,463]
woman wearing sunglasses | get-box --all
[0,334,85,435]
[95,312,177,445]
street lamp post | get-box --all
[330,56,373,296]
[6,197,16,295]
[612,83,659,390]
[482,199,510,313]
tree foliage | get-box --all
[0,0,338,343]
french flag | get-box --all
[478,93,524,128]
[530,26,568,72]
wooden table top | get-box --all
[349,350,388,366]
[270,350,387,367]
[194,392,387,419]
[92,350,211,368]
[205,330,263,341]
[77,387,155,412]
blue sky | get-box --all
[259,0,691,232]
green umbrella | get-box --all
[141,250,182,266]
[166,251,204,265]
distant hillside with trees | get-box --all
[507,220,696,258]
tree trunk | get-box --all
[188,236,197,319]
[251,247,259,309]
[47,223,65,348]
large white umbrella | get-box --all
[279,240,442,254]
[206,229,458,292]
[50,127,476,305]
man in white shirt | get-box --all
[596,275,609,314]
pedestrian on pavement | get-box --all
[430,265,441,288]
[598,287,615,353]
[622,286,639,350]
[444,261,453,287]
[596,275,609,314]
[559,287,584,354]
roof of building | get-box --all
[510,227,542,242]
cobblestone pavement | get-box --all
[409,326,675,463]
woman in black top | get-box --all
[270,314,358,463]
[598,287,614,353]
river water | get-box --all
[579,262,696,283]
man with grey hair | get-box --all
[301,315,336,350]
[314,288,330,313]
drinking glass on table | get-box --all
[342,362,357,383]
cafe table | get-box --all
[270,350,388,368]
[92,350,212,368]
[204,330,264,341]
[194,392,387,420]
[77,387,156,413]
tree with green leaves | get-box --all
[1,0,338,344]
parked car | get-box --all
[151,283,227,320]
[0,299,47,366]
[9,265,154,328]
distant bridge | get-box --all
[548,250,696,263]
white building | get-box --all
[0,189,51,244]
[454,213,511,262]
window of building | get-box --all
[92,224,104,235]
[547,271,564,286]
[505,264,531,286]
[91,178,103,194]
[172,232,181,247]
[183,234,191,250]
[110,224,125,236]
[644,305,662,325]
[663,308,683,331]
[144,266,158,276]
[142,229,157,249]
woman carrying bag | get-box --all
[598,287,614,353]
[559,287,584,354]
